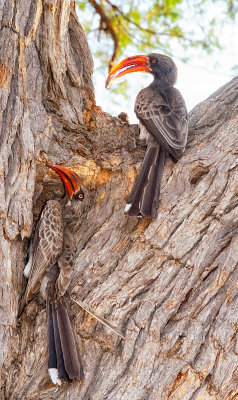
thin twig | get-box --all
[71,297,126,341]
[88,0,119,70]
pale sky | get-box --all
[78,6,238,123]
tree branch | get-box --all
[88,0,119,70]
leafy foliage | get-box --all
[77,0,237,70]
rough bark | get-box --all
[0,1,238,399]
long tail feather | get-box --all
[56,298,84,380]
[47,297,84,384]
[48,302,57,369]
[125,146,165,218]
[48,301,63,385]
[51,300,69,382]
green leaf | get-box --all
[76,0,236,98]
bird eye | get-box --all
[151,59,156,64]
[74,190,84,201]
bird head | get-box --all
[46,163,85,202]
[106,53,177,88]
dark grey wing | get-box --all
[25,200,64,302]
[135,87,188,160]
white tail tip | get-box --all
[125,203,131,212]
[48,368,62,385]
[23,257,32,278]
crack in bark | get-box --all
[103,328,143,399]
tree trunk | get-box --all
[0,1,238,399]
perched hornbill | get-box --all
[106,53,188,218]
[19,164,89,385]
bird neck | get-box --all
[149,77,173,90]
[62,197,85,230]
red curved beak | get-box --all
[106,55,151,88]
[47,163,82,199]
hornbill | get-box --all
[106,53,188,218]
[19,164,89,385]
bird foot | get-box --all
[129,135,137,148]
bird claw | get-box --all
[129,135,137,148]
